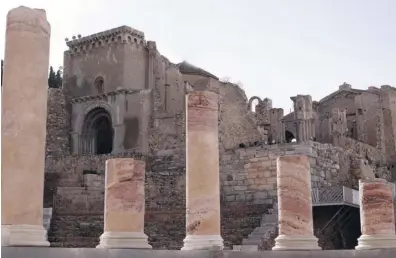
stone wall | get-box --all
[45,148,267,249]
[45,88,70,158]
[44,137,391,248]
[220,139,390,206]
[217,81,262,150]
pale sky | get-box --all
[1,0,395,113]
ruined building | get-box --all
[44,25,396,250]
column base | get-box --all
[356,235,396,250]
[1,224,50,247]
[272,234,321,251]
[96,232,152,249]
[181,235,224,251]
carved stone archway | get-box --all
[80,107,114,154]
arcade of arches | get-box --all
[80,107,114,154]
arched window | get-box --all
[94,76,104,94]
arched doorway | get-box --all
[81,107,113,154]
[285,130,295,143]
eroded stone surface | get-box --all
[184,91,223,249]
[277,155,313,236]
[359,178,395,236]
[104,158,146,233]
[1,6,51,227]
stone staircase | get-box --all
[48,213,103,247]
[232,205,278,251]
[43,171,105,247]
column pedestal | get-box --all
[272,235,320,251]
[97,232,151,249]
[356,235,396,250]
[181,235,224,251]
[1,225,49,247]
[355,179,396,250]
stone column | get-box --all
[356,178,396,250]
[181,91,224,251]
[71,132,80,155]
[97,158,151,249]
[112,124,125,153]
[272,155,320,251]
[1,6,51,247]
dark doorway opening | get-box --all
[94,115,113,154]
[81,107,113,154]
[285,130,296,143]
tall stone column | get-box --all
[97,158,151,249]
[1,6,51,247]
[181,91,224,251]
[356,178,396,250]
[273,155,320,251]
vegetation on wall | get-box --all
[1,60,63,89]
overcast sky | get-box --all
[1,0,395,113]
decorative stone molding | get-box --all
[1,225,49,247]
[70,89,151,104]
[65,26,146,55]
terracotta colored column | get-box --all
[272,155,320,251]
[181,91,224,250]
[1,6,51,247]
[356,178,396,250]
[97,158,151,249]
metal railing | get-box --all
[312,186,359,207]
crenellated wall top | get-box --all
[65,25,146,55]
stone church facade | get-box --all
[44,25,396,249]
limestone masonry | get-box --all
[36,24,396,250]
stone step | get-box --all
[242,239,261,245]
[49,236,99,248]
[251,225,275,233]
[260,213,278,224]
[233,245,258,251]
